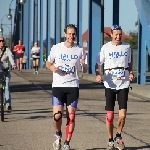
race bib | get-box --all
[60,64,75,75]
[111,69,125,80]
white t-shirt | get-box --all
[96,41,131,90]
[31,47,40,58]
[48,42,86,87]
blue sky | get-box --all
[0,0,138,39]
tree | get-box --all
[123,31,138,49]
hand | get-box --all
[96,75,103,83]
[12,65,16,70]
[50,65,59,73]
[129,73,135,81]
[80,58,85,65]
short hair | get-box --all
[64,24,77,33]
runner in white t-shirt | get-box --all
[31,42,40,74]
[95,25,135,150]
[46,24,87,150]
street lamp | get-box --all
[19,0,26,5]
[7,9,13,50]
[7,0,25,50]
[0,24,3,35]
[0,14,9,35]
[0,24,11,35]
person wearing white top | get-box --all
[46,24,87,150]
[95,25,135,150]
[31,42,40,74]
[0,36,16,112]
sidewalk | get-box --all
[79,72,150,99]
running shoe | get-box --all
[107,141,115,150]
[114,137,125,150]
[35,71,38,74]
[62,144,70,150]
[53,134,62,150]
[6,106,12,113]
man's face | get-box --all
[64,27,76,44]
[19,40,22,45]
[111,29,122,42]
[0,37,5,48]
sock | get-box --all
[116,132,121,138]
[35,66,37,71]
[33,66,35,70]
[64,140,70,146]
[109,138,114,142]
[56,131,62,137]
[36,66,38,71]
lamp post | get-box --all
[0,24,3,35]
[7,10,12,50]
[0,24,10,35]
[0,14,9,36]
[7,0,26,50]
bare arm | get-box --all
[95,63,103,82]
[46,61,53,71]
[95,63,101,76]
[128,62,135,81]
[46,61,59,72]
[82,64,87,73]
[80,58,87,73]
[128,62,133,73]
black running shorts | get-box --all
[105,88,129,111]
[52,87,79,108]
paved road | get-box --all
[0,69,150,150]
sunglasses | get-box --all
[0,40,4,42]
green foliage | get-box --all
[123,31,138,49]
[104,37,111,44]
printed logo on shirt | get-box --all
[109,51,127,59]
[59,54,79,61]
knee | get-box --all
[53,111,62,122]
[67,112,75,124]
[106,111,114,123]
[119,113,126,120]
